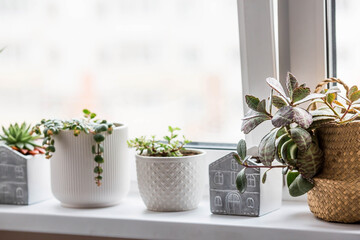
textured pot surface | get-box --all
[308,122,360,223]
[136,150,206,212]
[51,123,129,208]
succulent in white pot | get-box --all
[33,109,130,208]
[128,126,207,212]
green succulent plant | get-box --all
[127,126,191,157]
[32,109,114,187]
[235,72,329,197]
[0,123,44,155]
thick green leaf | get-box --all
[16,142,24,149]
[272,95,288,109]
[288,174,314,197]
[289,128,311,151]
[262,170,269,184]
[292,107,313,129]
[350,90,360,102]
[241,114,271,134]
[236,168,247,194]
[281,139,297,166]
[242,110,269,120]
[286,171,300,187]
[266,77,288,99]
[293,93,325,105]
[257,99,267,114]
[286,72,299,96]
[245,95,260,111]
[258,128,279,166]
[24,143,34,151]
[292,87,310,103]
[83,109,90,115]
[275,133,290,163]
[310,109,337,117]
[237,139,247,161]
[296,141,323,179]
[326,92,336,104]
[272,106,294,127]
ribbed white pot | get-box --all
[136,150,207,212]
[51,123,129,208]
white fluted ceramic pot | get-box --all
[51,123,129,208]
[136,150,206,212]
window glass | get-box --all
[335,0,360,87]
[0,0,243,143]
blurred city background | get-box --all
[0,0,243,143]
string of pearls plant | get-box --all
[32,109,114,186]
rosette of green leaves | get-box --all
[239,73,324,196]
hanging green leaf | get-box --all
[237,139,247,161]
[258,128,279,166]
[288,174,314,197]
[257,99,267,114]
[296,141,323,179]
[350,90,360,102]
[281,139,297,166]
[286,171,300,187]
[292,107,313,129]
[241,113,271,134]
[289,127,312,151]
[271,106,294,127]
[236,168,247,194]
[275,133,290,163]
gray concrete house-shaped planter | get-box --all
[209,152,282,216]
[0,145,51,205]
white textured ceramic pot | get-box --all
[51,123,129,208]
[136,150,207,212]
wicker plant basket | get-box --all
[308,121,360,223]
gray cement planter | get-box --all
[0,145,51,205]
[209,151,282,216]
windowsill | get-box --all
[0,193,359,240]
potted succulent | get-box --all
[32,109,129,208]
[0,123,51,205]
[128,126,206,212]
[235,73,360,223]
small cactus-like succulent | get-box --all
[0,123,45,155]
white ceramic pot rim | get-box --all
[57,122,126,136]
[135,149,206,162]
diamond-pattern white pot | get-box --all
[51,124,129,208]
[136,150,206,212]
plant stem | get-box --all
[323,100,341,119]
[340,102,352,122]
[241,164,287,169]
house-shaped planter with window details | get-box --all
[209,152,282,216]
[0,145,51,205]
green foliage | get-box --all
[32,109,114,187]
[0,122,44,155]
[127,126,191,157]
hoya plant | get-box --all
[32,109,114,186]
[234,73,335,197]
[127,126,191,157]
[0,122,45,155]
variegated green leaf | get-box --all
[292,87,310,103]
[241,114,271,134]
[326,92,336,104]
[237,139,247,161]
[292,107,313,129]
[242,110,269,120]
[310,109,337,117]
[289,127,311,151]
[350,90,360,102]
[236,168,247,193]
[281,139,297,166]
[272,106,294,127]
[275,133,290,163]
[348,85,358,99]
[293,93,325,105]
[258,128,279,166]
[288,174,314,197]
[286,170,299,188]
[245,95,260,111]
[296,141,323,179]
[266,77,288,99]
[272,95,288,109]
[286,72,299,96]
[257,99,267,113]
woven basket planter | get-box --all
[308,121,360,223]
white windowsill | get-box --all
[0,193,359,240]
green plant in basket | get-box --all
[32,109,114,186]
[234,73,332,197]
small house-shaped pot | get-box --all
[209,152,282,216]
[0,145,51,205]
